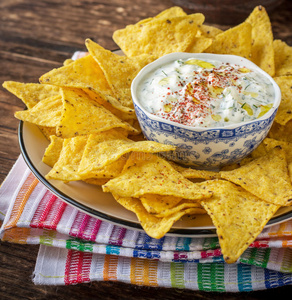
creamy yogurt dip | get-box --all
[137,57,275,128]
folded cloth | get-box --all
[0,156,292,291]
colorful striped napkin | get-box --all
[0,155,292,291]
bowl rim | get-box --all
[131,52,281,132]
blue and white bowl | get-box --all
[131,53,281,169]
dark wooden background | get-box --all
[0,0,291,299]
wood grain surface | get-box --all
[0,1,291,299]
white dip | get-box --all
[137,58,275,127]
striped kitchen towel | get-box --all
[0,155,292,291]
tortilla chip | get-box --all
[83,88,136,117]
[85,39,154,108]
[46,135,88,181]
[74,130,128,179]
[140,194,183,214]
[63,59,74,66]
[2,81,60,109]
[245,6,275,76]
[102,152,213,200]
[197,24,223,39]
[84,89,136,121]
[268,120,292,143]
[273,76,292,126]
[46,135,125,182]
[39,54,113,95]
[183,207,207,216]
[83,178,110,186]
[42,135,64,167]
[238,141,269,166]
[249,140,269,157]
[263,138,292,181]
[38,126,57,140]
[170,163,221,180]
[40,55,135,116]
[112,193,193,239]
[220,146,292,206]
[79,156,127,180]
[200,180,279,263]
[153,199,206,217]
[187,37,213,54]
[274,39,292,76]
[135,6,187,27]
[219,163,241,172]
[204,22,252,59]
[112,15,203,57]
[14,95,63,127]
[78,134,175,175]
[57,88,138,138]
[128,132,146,142]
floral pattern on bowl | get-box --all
[135,104,277,168]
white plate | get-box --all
[19,120,292,238]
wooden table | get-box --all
[0,1,291,299]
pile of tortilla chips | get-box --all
[3,6,292,264]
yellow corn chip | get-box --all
[2,82,61,140]
[220,146,292,206]
[170,163,221,180]
[2,81,60,109]
[200,180,279,263]
[83,178,110,186]
[74,130,129,179]
[14,95,63,127]
[84,89,136,121]
[268,120,292,143]
[197,24,223,39]
[63,59,74,66]
[113,15,203,57]
[187,37,213,54]
[38,127,57,140]
[274,39,292,76]
[102,152,213,200]
[205,22,252,59]
[46,135,88,181]
[112,193,193,239]
[40,54,112,95]
[263,138,292,181]
[42,135,64,167]
[245,6,275,76]
[57,88,138,138]
[135,6,187,27]
[40,55,135,115]
[219,163,241,172]
[140,194,183,214]
[127,132,146,142]
[79,156,127,180]
[249,141,269,157]
[153,200,205,218]
[85,39,154,108]
[238,141,269,166]
[78,134,175,174]
[183,207,207,216]
[273,76,292,126]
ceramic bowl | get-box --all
[131,52,281,169]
